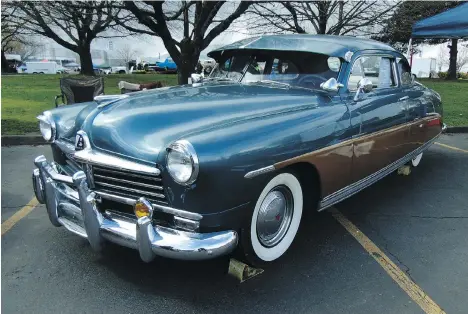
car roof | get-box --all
[208,34,400,61]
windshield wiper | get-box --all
[248,79,316,91]
[203,77,236,82]
[249,80,291,88]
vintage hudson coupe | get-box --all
[32,35,445,265]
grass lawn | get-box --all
[1,74,178,135]
[418,79,468,127]
[1,75,467,135]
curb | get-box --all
[1,126,467,147]
[445,126,468,133]
[1,135,46,147]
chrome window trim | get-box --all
[347,54,399,92]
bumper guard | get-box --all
[32,155,238,262]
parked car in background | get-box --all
[155,57,177,71]
[32,35,444,267]
[111,66,127,74]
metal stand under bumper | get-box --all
[32,155,238,262]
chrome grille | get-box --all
[92,165,166,204]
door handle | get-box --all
[399,96,409,101]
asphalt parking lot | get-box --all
[2,134,467,314]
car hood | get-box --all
[83,83,327,163]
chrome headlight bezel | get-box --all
[166,140,199,186]
[37,111,56,142]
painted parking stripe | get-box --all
[330,207,446,314]
[435,142,468,153]
[1,197,39,236]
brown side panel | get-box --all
[408,114,442,152]
[274,140,354,197]
[352,124,409,183]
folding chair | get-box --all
[55,77,104,107]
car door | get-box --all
[397,59,427,152]
[346,54,409,183]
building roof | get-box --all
[208,34,398,60]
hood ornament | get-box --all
[94,94,129,108]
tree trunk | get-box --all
[447,38,458,80]
[1,49,9,73]
[78,45,95,76]
[177,40,200,85]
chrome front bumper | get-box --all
[32,155,238,262]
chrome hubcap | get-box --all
[256,186,294,247]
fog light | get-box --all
[134,198,153,219]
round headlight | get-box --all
[166,140,199,185]
[37,111,56,142]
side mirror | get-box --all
[320,78,344,92]
[190,73,203,83]
[354,77,373,101]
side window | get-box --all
[348,56,396,91]
[398,60,413,86]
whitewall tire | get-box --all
[411,153,423,167]
[242,172,303,264]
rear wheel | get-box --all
[411,152,423,167]
[240,172,303,266]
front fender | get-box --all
[160,103,350,217]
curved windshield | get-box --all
[209,51,341,90]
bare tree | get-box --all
[437,45,448,72]
[1,2,25,72]
[436,42,468,73]
[10,1,128,75]
[456,44,468,73]
[118,1,252,84]
[246,1,398,36]
[115,44,139,69]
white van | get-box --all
[26,62,59,74]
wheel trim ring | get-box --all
[256,186,294,248]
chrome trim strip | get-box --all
[94,174,163,190]
[93,166,162,181]
[55,134,161,177]
[94,182,166,199]
[95,191,137,206]
[244,165,276,179]
[74,149,161,176]
[318,133,441,211]
[95,191,203,221]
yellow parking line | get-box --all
[435,142,468,153]
[330,207,446,314]
[1,197,39,236]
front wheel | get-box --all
[240,172,303,265]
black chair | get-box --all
[55,77,104,107]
